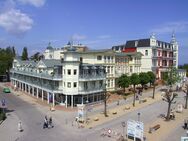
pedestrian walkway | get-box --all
[0,112,23,141]
[145,107,188,141]
[84,94,162,128]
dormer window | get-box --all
[145,50,148,56]
[135,41,138,47]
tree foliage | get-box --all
[117,74,130,92]
[147,71,156,86]
[0,47,15,75]
[163,67,180,87]
[139,72,150,88]
[21,47,28,60]
[30,52,44,61]
[179,64,188,77]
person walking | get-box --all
[48,116,54,128]
[43,116,48,129]
[18,121,23,132]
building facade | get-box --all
[10,48,106,108]
[43,44,143,91]
[112,34,178,79]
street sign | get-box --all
[1,99,6,107]
[177,103,183,113]
[108,129,112,134]
[127,119,144,140]
[181,137,188,141]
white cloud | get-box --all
[97,35,111,39]
[150,21,188,34]
[16,0,46,7]
[0,9,33,36]
[72,33,87,40]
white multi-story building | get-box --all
[43,44,142,91]
[112,34,178,79]
[10,48,106,108]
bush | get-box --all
[0,112,6,120]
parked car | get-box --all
[3,88,11,93]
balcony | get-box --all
[78,88,104,94]
[79,74,106,81]
[10,69,62,80]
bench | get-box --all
[124,106,130,110]
[94,117,99,121]
[139,99,147,104]
[112,111,117,114]
[149,124,160,133]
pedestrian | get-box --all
[48,116,54,128]
[117,100,119,106]
[184,120,187,130]
[18,121,23,132]
[43,116,48,129]
[136,95,139,100]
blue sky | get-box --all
[0,0,188,65]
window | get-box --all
[107,80,110,87]
[91,81,95,88]
[107,66,110,74]
[111,79,113,87]
[130,66,133,73]
[84,82,88,90]
[111,67,113,74]
[67,82,71,88]
[97,55,102,60]
[145,50,148,56]
[99,81,103,88]
[80,57,83,62]
[68,69,71,75]
[64,69,65,74]
[73,82,77,87]
[74,69,77,75]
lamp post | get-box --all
[137,112,141,121]
[121,121,126,140]
[184,80,188,109]
[85,100,89,122]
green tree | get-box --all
[162,67,180,121]
[0,47,15,76]
[179,64,188,77]
[163,67,180,87]
[147,71,156,99]
[21,47,28,60]
[30,52,44,61]
[130,73,140,107]
[139,72,150,89]
[117,74,130,92]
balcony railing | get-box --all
[10,69,62,80]
[78,88,104,94]
[79,74,106,81]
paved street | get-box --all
[0,84,188,141]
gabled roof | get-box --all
[42,59,62,67]
[115,52,143,57]
[80,49,115,54]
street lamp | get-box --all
[184,80,188,109]
[85,100,89,122]
[121,121,126,140]
[137,112,141,121]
